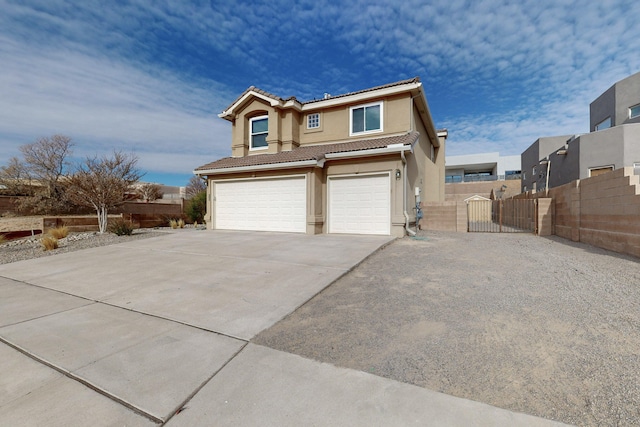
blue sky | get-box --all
[1,0,639,186]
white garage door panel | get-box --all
[329,174,390,235]
[215,177,306,232]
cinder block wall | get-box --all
[420,201,467,232]
[578,167,640,258]
[549,181,581,242]
[520,167,640,258]
[423,168,640,259]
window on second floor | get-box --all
[630,104,640,119]
[595,117,611,131]
[350,102,382,135]
[250,115,268,150]
[307,113,320,129]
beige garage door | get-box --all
[328,174,390,235]
[214,176,306,233]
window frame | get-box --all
[595,117,611,131]
[349,101,383,136]
[249,115,269,151]
[630,104,640,119]
[588,165,614,177]
[307,112,320,129]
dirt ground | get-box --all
[254,231,640,427]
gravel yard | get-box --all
[0,229,165,265]
[254,231,640,427]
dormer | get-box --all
[219,87,302,157]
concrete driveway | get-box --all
[0,230,569,426]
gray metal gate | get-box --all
[467,199,536,233]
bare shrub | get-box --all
[48,226,69,239]
[108,218,134,236]
[41,235,58,251]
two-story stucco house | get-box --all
[194,77,446,237]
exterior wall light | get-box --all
[395,169,401,180]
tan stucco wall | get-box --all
[412,102,444,203]
[299,93,411,146]
[229,93,416,155]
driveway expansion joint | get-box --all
[0,335,164,424]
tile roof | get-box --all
[222,77,422,114]
[301,77,421,105]
[195,131,419,172]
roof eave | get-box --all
[194,159,323,175]
[302,82,423,110]
[219,90,284,120]
[410,84,441,147]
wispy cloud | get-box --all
[1,0,639,184]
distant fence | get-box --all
[0,196,22,215]
[0,200,185,235]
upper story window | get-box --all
[630,104,640,119]
[250,115,268,150]
[307,113,320,129]
[595,117,611,131]
[350,102,383,135]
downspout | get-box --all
[401,150,416,236]
[402,94,423,237]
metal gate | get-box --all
[467,199,536,233]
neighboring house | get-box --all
[445,152,521,183]
[194,77,446,237]
[521,71,640,193]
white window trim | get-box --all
[588,165,614,177]
[249,115,268,151]
[307,112,320,129]
[349,101,383,136]
[630,104,640,119]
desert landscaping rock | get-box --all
[0,229,165,265]
[254,231,640,427]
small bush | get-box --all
[178,218,185,228]
[109,218,135,236]
[49,225,69,239]
[41,235,59,251]
[0,234,6,244]
[169,219,178,229]
[185,191,206,224]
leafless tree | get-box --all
[186,175,206,198]
[0,157,33,195]
[67,151,142,233]
[0,135,74,214]
[136,183,163,202]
